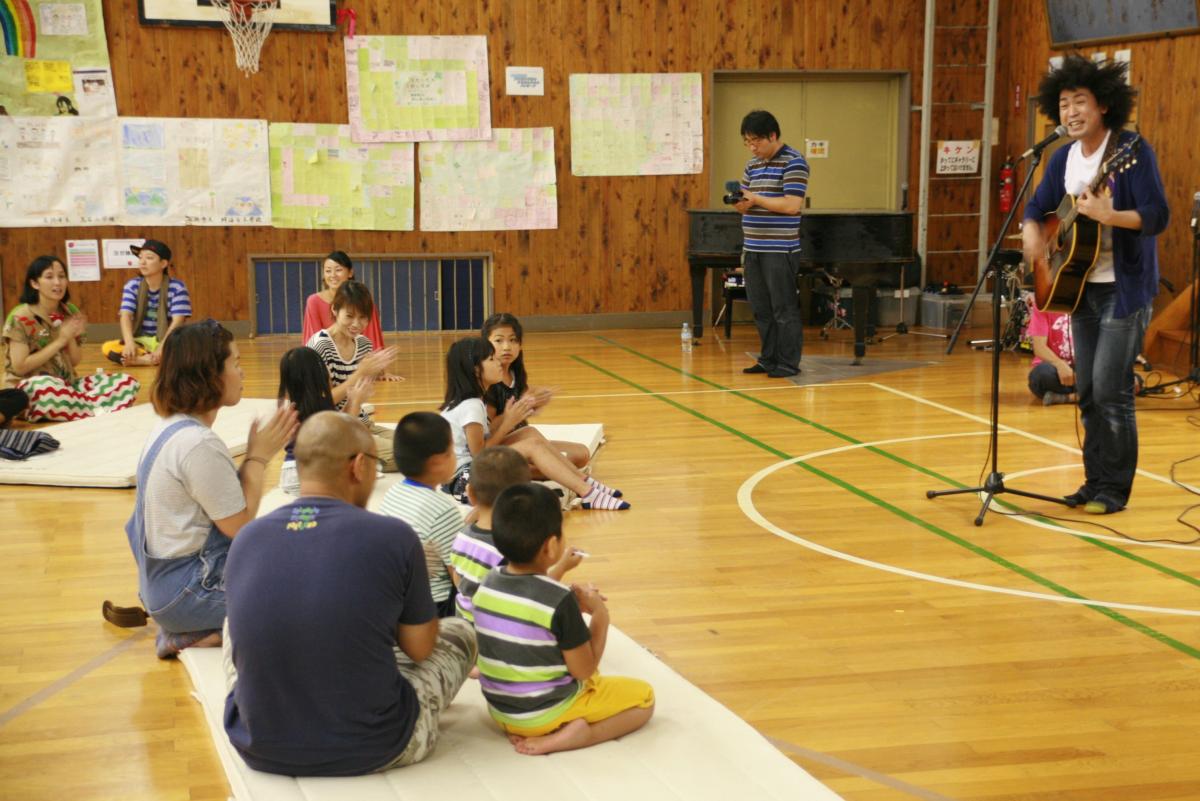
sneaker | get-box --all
[767,367,800,378]
[1043,391,1074,406]
[743,363,769,374]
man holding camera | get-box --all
[732,110,810,377]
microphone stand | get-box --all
[926,147,1074,525]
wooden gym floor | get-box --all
[3,321,1200,801]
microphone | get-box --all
[1018,124,1068,161]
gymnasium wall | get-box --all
[994,2,1200,296]
[0,0,945,326]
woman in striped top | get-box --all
[305,280,402,470]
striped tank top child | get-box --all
[473,568,592,729]
[448,524,504,622]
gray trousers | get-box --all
[744,250,803,373]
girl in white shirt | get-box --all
[440,337,628,510]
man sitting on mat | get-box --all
[222,412,477,776]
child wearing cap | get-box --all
[102,239,192,366]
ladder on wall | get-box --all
[917,0,999,289]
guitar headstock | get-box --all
[1103,134,1142,178]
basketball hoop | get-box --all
[210,0,276,75]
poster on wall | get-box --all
[0,116,121,227]
[345,35,491,143]
[569,72,703,176]
[420,127,557,232]
[269,122,414,230]
[117,117,271,227]
[0,0,115,117]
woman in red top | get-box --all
[302,251,384,350]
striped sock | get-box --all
[581,485,630,511]
[586,476,622,498]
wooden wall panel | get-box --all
[1,0,940,324]
[993,3,1200,296]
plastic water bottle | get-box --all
[680,322,693,353]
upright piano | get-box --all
[687,209,916,362]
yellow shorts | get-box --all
[500,674,654,737]
[101,336,158,361]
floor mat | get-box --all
[180,625,843,801]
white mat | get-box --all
[0,399,281,488]
[180,625,841,801]
[257,423,606,517]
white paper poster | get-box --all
[420,127,557,232]
[118,117,271,226]
[935,140,981,175]
[569,73,703,176]
[0,117,121,227]
[505,67,544,96]
[103,238,142,268]
[65,238,100,282]
[71,67,117,117]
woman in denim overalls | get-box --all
[126,321,297,658]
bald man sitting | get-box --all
[221,412,477,776]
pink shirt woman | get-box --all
[302,251,384,350]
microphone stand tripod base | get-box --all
[926,472,1075,527]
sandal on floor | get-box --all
[102,600,150,628]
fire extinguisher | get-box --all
[998,158,1015,214]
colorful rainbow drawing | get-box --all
[1,0,37,58]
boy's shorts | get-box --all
[102,336,158,363]
[499,674,654,738]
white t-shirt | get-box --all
[440,398,489,470]
[139,413,245,558]
[1063,131,1114,284]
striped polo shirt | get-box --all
[473,568,592,729]
[740,143,809,253]
[378,479,464,603]
[449,523,504,622]
[305,329,373,422]
[118,276,192,337]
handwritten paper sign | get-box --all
[935,140,981,175]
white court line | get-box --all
[737,431,1200,616]
[869,382,1200,494]
[369,381,874,408]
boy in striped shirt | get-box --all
[379,412,465,617]
[473,483,654,755]
[449,447,580,623]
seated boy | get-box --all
[474,483,654,755]
[102,239,191,366]
[379,412,465,617]
[450,446,580,623]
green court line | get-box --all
[594,336,1200,591]
[571,354,1200,661]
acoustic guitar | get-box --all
[1032,134,1142,313]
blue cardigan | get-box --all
[1023,130,1170,318]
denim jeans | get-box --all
[1027,362,1074,398]
[1071,282,1151,508]
[743,250,803,373]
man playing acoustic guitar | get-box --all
[1020,55,1169,514]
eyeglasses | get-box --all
[351,452,380,464]
[743,136,766,147]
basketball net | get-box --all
[210,0,275,75]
